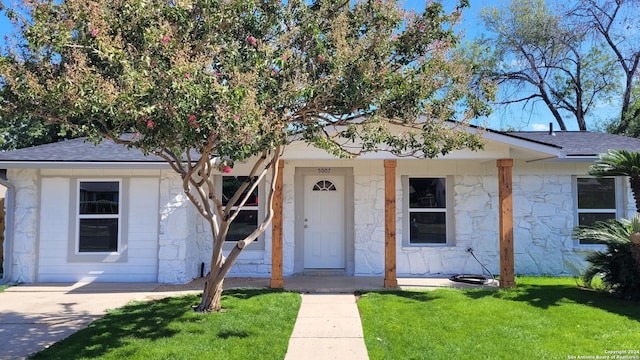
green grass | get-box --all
[29,289,301,360]
[358,277,640,360]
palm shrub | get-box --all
[589,149,640,212]
[574,216,640,300]
[631,216,640,269]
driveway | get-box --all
[0,282,199,360]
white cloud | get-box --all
[530,123,549,131]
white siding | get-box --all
[37,177,159,282]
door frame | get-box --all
[294,167,354,275]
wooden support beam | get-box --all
[497,159,515,288]
[270,160,284,289]
[384,160,398,288]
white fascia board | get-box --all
[527,156,597,163]
[480,130,565,158]
[0,161,171,169]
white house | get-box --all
[0,127,638,285]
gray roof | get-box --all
[0,129,639,165]
[504,131,640,157]
[0,137,165,163]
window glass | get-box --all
[79,218,119,252]
[313,180,336,191]
[409,178,446,209]
[79,182,119,214]
[577,178,615,209]
[223,177,258,242]
[227,210,258,241]
[222,176,258,206]
[577,177,617,244]
[579,212,616,226]
[410,212,446,244]
[408,177,447,244]
[78,181,120,253]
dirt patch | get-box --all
[153,278,205,292]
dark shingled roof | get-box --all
[1,129,639,164]
[505,131,640,157]
[0,137,165,162]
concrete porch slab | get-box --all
[219,275,499,293]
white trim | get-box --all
[573,176,625,248]
[480,131,565,158]
[75,179,122,255]
[402,175,454,247]
[217,175,266,250]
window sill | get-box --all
[68,251,126,263]
[222,248,265,260]
[573,244,607,253]
[402,243,454,249]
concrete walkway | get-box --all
[285,294,368,360]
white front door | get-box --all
[303,175,345,269]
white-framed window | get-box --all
[403,176,451,245]
[575,176,623,245]
[221,176,263,247]
[77,180,121,253]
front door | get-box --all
[303,175,345,269]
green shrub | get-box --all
[574,217,640,301]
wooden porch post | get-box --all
[497,159,515,288]
[384,160,398,288]
[270,160,284,288]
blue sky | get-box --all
[0,1,619,132]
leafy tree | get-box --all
[476,0,619,131]
[0,0,493,312]
[0,114,72,150]
[568,0,640,136]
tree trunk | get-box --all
[194,272,224,313]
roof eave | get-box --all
[528,155,598,163]
[480,131,564,157]
[0,161,171,169]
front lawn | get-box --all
[358,277,640,360]
[29,289,301,360]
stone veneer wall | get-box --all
[158,170,191,283]
[512,174,580,275]
[7,160,632,283]
[353,175,386,275]
[7,169,38,283]
[394,175,498,276]
[186,172,274,279]
[394,171,633,277]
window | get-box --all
[407,177,448,244]
[223,176,259,242]
[576,177,620,245]
[78,181,120,252]
[313,180,336,191]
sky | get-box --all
[0,1,624,132]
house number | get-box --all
[317,168,331,174]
